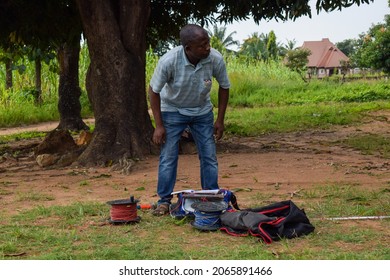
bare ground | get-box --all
[0,112,389,217]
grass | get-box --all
[0,131,45,144]
[342,134,390,158]
[226,101,390,135]
[15,191,55,202]
[0,185,388,260]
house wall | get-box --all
[308,67,343,78]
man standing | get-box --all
[149,24,230,216]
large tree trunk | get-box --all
[76,0,155,166]
[57,38,89,131]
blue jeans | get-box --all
[157,110,219,204]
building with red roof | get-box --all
[302,38,349,78]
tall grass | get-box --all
[0,43,91,127]
[211,55,390,108]
[1,47,389,134]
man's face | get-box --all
[186,33,211,61]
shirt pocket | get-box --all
[201,77,212,95]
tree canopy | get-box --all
[354,14,390,73]
[0,0,81,49]
[207,26,239,53]
[147,0,374,48]
[0,0,375,58]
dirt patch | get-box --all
[0,112,389,216]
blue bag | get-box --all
[169,189,239,219]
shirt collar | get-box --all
[180,46,211,67]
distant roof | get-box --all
[302,38,349,68]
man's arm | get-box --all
[149,86,166,145]
[214,86,229,141]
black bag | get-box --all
[220,200,315,243]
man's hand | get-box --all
[213,120,224,141]
[215,86,229,141]
[152,125,166,145]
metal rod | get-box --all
[318,215,390,221]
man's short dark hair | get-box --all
[180,24,208,47]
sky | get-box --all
[224,0,389,49]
